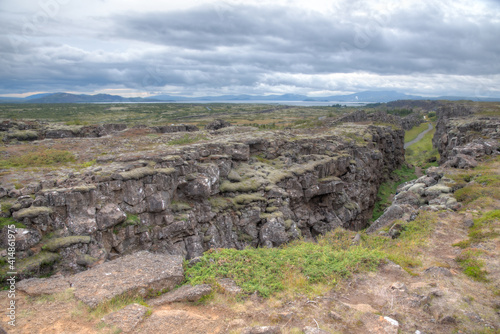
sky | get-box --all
[0,0,499,98]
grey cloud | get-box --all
[0,0,499,96]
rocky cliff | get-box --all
[0,120,198,142]
[332,110,423,130]
[432,104,500,167]
[1,123,404,278]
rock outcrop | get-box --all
[367,167,461,233]
[1,123,404,277]
[0,120,199,142]
[332,110,423,130]
[205,119,231,131]
[432,104,500,167]
[17,251,184,307]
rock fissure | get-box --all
[1,124,404,277]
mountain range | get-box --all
[1,91,499,103]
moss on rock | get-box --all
[13,206,52,219]
[42,236,92,252]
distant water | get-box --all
[161,100,371,107]
[92,100,371,107]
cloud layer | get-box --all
[1,0,499,97]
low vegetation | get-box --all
[455,249,488,282]
[452,158,500,205]
[186,212,437,297]
[404,122,429,143]
[0,149,75,168]
[371,164,416,221]
[167,134,208,146]
[405,122,439,169]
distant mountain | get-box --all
[149,91,422,102]
[25,92,158,103]
[25,93,54,100]
[1,90,499,103]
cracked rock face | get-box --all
[69,251,184,307]
[3,123,405,277]
[432,104,500,167]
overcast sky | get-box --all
[1,0,499,97]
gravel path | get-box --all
[404,123,433,149]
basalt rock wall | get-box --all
[2,124,404,277]
[333,110,423,130]
[432,105,500,166]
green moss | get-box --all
[17,251,61,275]
[344,202,359,211]
[113,214,140,234]
[7,130,38,141]
[220,179,264,193]
[118,167,156,180]
[42,236,91,251]
[13,206,53,219]
[78,160,97,168]
[119,167,175,180]
[170,201,192,212]
[208,197,234,211]
[167,134,207,146]
[265,206,279,213]
[233,194,266,205]
[284,219,294,230]
[227,170,242,182]
[290,156,337,176]
[71,185,96,192]
[162,155,182,161]
[318,176,341,183]
[0,200,14,214]
[453,210,500,249]
[455,249,488,282]
[260,211,284,220]
[371,165,416,221]
[0,217,26,229]
[237,231,254,242]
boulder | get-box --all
[148,284,212,306]
[96,204,127,230]
[101,303,148,333]
[205,119,231,131]
[0,228,41,251]
[17,275,70,296]
[259,217,289,247]
[69,251,184,307]
[443,154,478,169]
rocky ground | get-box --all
[1,176,499,333]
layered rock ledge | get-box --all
[1,123,404,278]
